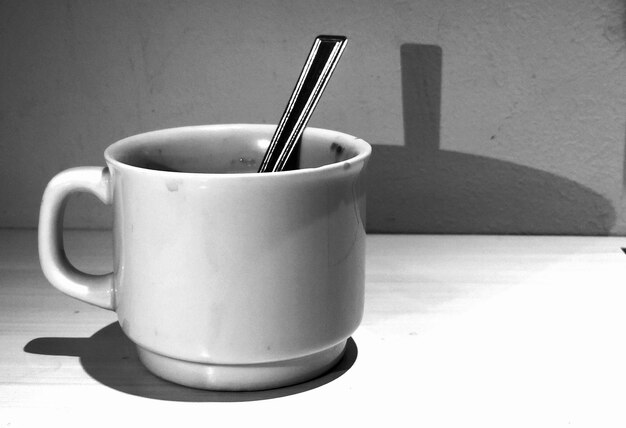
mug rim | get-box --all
[104,124,371,178]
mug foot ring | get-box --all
[136,341,347,391]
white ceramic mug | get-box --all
[38,124,371,391]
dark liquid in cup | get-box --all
[132,142,301,173]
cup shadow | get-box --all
[366,44,616,234]
[23,322,358,402]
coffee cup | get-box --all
[38,124,371,391]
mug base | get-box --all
[136,341,347,391]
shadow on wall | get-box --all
[366,44,616,234]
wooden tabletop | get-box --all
[2,229,626,427]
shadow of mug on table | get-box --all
[24,322,358,402]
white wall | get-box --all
[1,0,625,234]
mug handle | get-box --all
[38,167,115,310]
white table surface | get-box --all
[1,229,626,427]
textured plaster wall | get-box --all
[1,0,625,234]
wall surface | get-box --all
[1,0,625,234]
